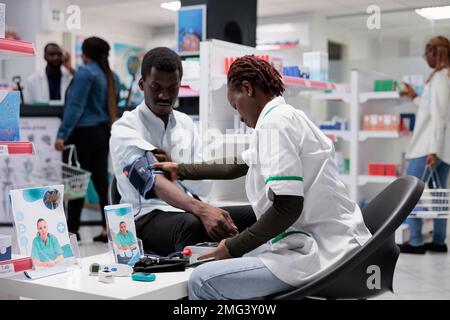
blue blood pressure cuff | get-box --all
[123,151,169,199]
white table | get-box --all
[0,253,193,300]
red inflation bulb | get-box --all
[182,248,192,257]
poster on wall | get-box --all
[0,117,61,223]
[177,5,206,56]
[113,42,145,109]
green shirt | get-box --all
[31,234,63,262]
[115,230,137,247]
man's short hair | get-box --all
[44,43,61,55]
[141,47,183,80]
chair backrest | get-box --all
[108,176,122,205]
[271,176,424,300]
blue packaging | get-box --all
[0,234,12,261]
[0,91,20,141]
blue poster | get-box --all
[177,5,206,55]
[113,43,145,108]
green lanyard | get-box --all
[271,230,312,244]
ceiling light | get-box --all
[415,5,450,20]
[160,1,181,11]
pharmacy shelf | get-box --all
[283,76,336,91]
[179,86,199,98]
[359,91,400,103]
[359,130,412,141]
[181,78,200,91]
[209,75,337,92]
[0,39,35,59]
[358,175,397,186]
[313,92,351,103]
[0,142,35,156]
[322,130,351,142]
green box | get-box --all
[374,79,398,92]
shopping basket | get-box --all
[54,144,91,201]
[410,167,450,219]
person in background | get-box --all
[54,37,120,243]
[24,43,74,104]
[400,35,450,254]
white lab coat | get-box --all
[24,68,72,104]
[110,101,211,219]
[406,68,450,164]
[242,96,372,287]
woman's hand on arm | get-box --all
[151,162,179,181]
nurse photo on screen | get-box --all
[31,218,64,268]
[152,55,373,300]
[115,221,138,251]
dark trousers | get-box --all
[64,124,110,232]
[135,205,256,256]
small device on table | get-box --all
[131,272,156,282]
[89,263,133,277]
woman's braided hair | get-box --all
[227,55,285,96]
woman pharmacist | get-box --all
[54,37,120,242]
[400,36,450,254]
[152,55,372,300]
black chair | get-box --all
[266,176,424,300]
[108,176,121,205]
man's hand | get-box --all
[54,139,65,151]
[199,239,232,261]
[63,51,75,75]
[197,204,238,241]
[152,162,178,181]
[152,148,172,162]
[427,153,438,168]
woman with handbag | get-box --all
[401,36,450,254]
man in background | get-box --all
[24,43,74,104]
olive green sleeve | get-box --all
[224,195,304,257]
[177,156,248,180]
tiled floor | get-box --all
[1,208,450,300]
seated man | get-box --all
[110,47,256,256]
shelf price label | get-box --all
[0,263,14,275]
[0,144,8,155]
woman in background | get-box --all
[55,37,120,242]
[401,35,450,254]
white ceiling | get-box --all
[73,0,450,37]
[73,0,450,25]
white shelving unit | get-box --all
[314,69,408,201]
[0,38,36,224]
[0,38,35,59]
